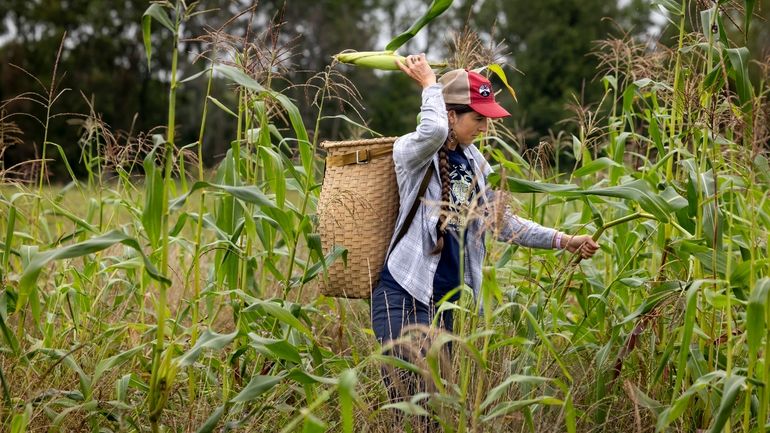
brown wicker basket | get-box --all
[317,137,400,299]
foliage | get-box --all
[1,1,770,433]
[466,0,655,145]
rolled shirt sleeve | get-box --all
[484,188,558,249]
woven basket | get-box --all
[317,137,400,299]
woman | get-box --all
[371,54,599,401]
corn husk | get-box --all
[333,50,446,71]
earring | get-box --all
[447,128,457,145]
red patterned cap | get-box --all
[439,69,510,118]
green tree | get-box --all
[0,0,177,180]
[463,0,653,145]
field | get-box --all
[2,1,770,432]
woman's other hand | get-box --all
[564,234,600,259]
[396,53,437,88]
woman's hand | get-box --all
[396,53,437,88]
[563,234,600,259]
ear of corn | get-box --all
[333,50,446,71]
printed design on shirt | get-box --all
[446,161,476,229]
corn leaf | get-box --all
[302,413,327,433]
[216,64,312,177]
[619,281,685,325]
[295,244,347,286]
[673,280,708,398]
[482,397,564,423]
[522,309,572,382]
[708,375,746,433]
[215,65,266,92]
[745,0,756,40]
[3,204,17,282]
[179,68,209,84]
[381,401,430,416]
[10,406,30,433]
[385,0,454,51]
[573,157,623,178]
[700,7,719,41]
[0,311,19,356]
[195,406,225,433]
[142,149,164,249]
[657,371,725,431]
[92,345,146,385]
[249,334,303,364]
[565,392,576,433]
[51,401,99,432]
[487,64,517,101]
[142,3,175,68]
[230,373,285,403]
[177,330,239,368]
[287,369,338,386]
[492,175,686,223]
[270,92,312,177]
[725,47,753,110]
[481,374,551,410]
[338,369,357,433]
[243,300,312,338]
[170,181,276,210]
[207,96,237,118]
[747,278,770,360]
[18,230,170,318]
[257,146,287,207]
[652,0,684,20]
[38,348,91,396]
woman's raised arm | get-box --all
[392,54,448,173]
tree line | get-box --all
[1,0,767,181]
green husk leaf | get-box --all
[385,0,454,51]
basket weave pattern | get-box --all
[317,137,400,299]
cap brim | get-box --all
[470,102,511,118]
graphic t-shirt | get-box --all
[379,147,479,303]
[432,147,478,301]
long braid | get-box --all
[431,104,472,255]
[431,133,453,255]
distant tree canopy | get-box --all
[1,0,767,181]
[463,0,654,143]
[0,0,174,179]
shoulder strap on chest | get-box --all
[392,163,434,249]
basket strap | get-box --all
[326,147,393,167]
[392,163,435,250]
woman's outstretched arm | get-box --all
[485,188,599,258]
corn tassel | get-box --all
[333,50,446,71]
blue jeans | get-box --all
[370,279,457,424]
[371,280,456,346]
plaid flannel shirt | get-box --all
[384,84,558,307]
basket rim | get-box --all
[321,136,398,150]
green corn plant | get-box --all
[141,1,187,429]
[3,1,769,431]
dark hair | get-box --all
[445,104,474,115]
[431,104,474,254]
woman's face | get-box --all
[450,110,489,146]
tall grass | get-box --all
[1,1,769,432]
